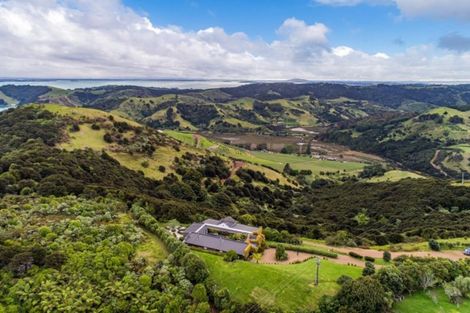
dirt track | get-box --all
[323,244,466,262]
[256,244,468,268]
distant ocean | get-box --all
[0,79,250,90]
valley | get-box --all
[2,83,470,313]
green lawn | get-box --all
[195,251,361,312]
[394,289,470,313]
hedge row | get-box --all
[268,242,338,258]
[131,205,210,281]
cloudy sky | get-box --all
[1,0,470,81]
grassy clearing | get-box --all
[163,130,215,149]
[53,105,184,180]
[196,251,361,312]
[108,147,179,181]
[394,289,470,313]
[367,170,425,182]
[135,230,169,265]
[61,124,107,150]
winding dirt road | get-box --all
[430,149,448,177]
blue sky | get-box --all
[124,0,469,54]
[1,0,470,81]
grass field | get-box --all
[394,289,470,313]
[164,130,367,181]
[249,151,365,175]
[195,251,362,312]
[368,170,425,182]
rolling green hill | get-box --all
[323,106,470,178]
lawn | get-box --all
[195,251,361,312]
[394,289,470,313]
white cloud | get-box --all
[316,0,470,20]
[374,52,390,59]
[0,0,470,81]
[333,46,354,57]
[395,0,470,20]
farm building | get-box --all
[183,217,260,256]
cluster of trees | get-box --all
[321,115,441,176]
[293,179,470,244]
[0,196,213,311]
[319,256,470,313]
[359,164,387,179]
[264,227,302,245]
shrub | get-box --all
[103,133,113,143]
[275,245,288,261]
[91,123,100,130]
[267,243,337,258]
[349,251,363,259]
[182,253,209,284]
[429,239,441,251]
[191,283,208,303]
[364,256,375,263]
[362,261,376,276]
[45,251,67,269]
[70,123,80,132]
[336,275,353,285]
[383,251,392,262]
[377,266,405,297]
[158,165,166,173]
[141,161,149,168]
[335,276,392,313]
[223,250,238,262]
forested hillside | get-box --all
[2,100,470,312]
[4,83,470,133]
[323,107,470,177]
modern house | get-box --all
[183,217,260,256]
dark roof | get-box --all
[201,218,258,234]
[183,217,259,255]
[220,216,237,226]
[184,233,249,255]
[183,222,203,235]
